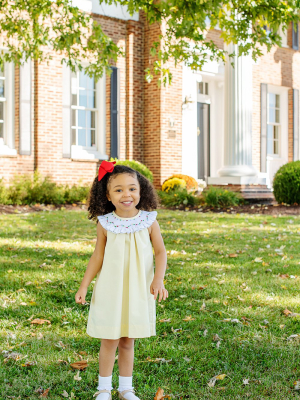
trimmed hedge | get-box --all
[201,186,244,208]
[273,161,300,205]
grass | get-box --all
[1,208,300,399]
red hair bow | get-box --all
[98,160,116,181]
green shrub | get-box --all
[162,177,186,193]
[0,178,9,204]
[0,170,90,205]
[111,158,153,182]
[202,186,244,208]
[273,161,300,205]
[158,188,200,207]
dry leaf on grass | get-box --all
[294,380,300,390]
[39,388,50,398]
[22,361,36,367]
[62,390,69,398]
[183,315,195,321]
[70,360,88,370]
[159,318,172,323]
[229,254,238,258]
[208,374,227,387]
[283,308,292,316]
[74,370,82,381]
[31,318,51,325]
[154,388,164,400]
[243,379,250,385]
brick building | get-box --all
[0,2,299,190]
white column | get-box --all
[217,42,257,177]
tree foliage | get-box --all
[0,0,299,81]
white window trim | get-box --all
[267,93,281,157]
[0,62,16,156]
[71,71,108,161]
[266,85,288,162]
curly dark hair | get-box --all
[87,164,159,222]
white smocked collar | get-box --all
[97,210,157,234]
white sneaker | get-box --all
[93,389,112,400]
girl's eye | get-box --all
[116,189,122,192]
[130,188,136,191]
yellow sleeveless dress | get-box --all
[86,210,157,339]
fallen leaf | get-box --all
[208,374,227,387]
[70,360,88,370]
[40,388,50,398]
[31,318,51,325]
[154,387,165,400]
[229,254,238,258]
[243,378,250,385]
[22,361,36,367]
[159,318,172,323]
[294,380,300,390]
[283,308,292,316]
[287,334,299,341]
[183,315,195,321]
[62,390,69,398]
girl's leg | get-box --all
[117,337,134,376]
[99,338,119,376]
[117,338,140,399]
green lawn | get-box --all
[1,209,300,399]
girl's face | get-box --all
[106,173,140,214]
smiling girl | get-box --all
[75,161,168,400]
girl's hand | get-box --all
[75,286,88,305]
[150,278,168,302]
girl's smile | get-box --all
[107,173,140,217]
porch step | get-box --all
[211,184,275,203]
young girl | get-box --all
[75,161,168,400]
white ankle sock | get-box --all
[118,376,140,400]
[96,374,113,400]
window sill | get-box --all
[71,145,108,162]
[0,142,17,157]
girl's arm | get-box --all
[149,220,168,302]
[75,222,107,304]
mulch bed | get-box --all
[0,203,300,216]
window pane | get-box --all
[79,71,87,88]
[267,138,273,155]
[71,129,76,145]
[275,109,280,123]
[0,102,3,121]
[91,111,95,129]
[87,130,91,147]
[274,140,279,155]
[79,89,87,107]
[269,108,275,123]
[87,90,95,108]
[269,93,276,108]
[78,129,86,146]
[198,82,203,94]
[87,75,95,90]
[0,80,4,98]
[86,110,91,128]
[275,94,280,108]
[71,109,76,127]
[0,122,3,138]
[205,82,209,95]
[78,110,86,127]
[72,93,77,106]
[91,130,96,147]
[274,125,279,140]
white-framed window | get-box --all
[0,64,5,141]
[65,65,107,161]
[71,70,97,148]
[198,81,209,95]
[267,93,280,156]
[0,61,16,156]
